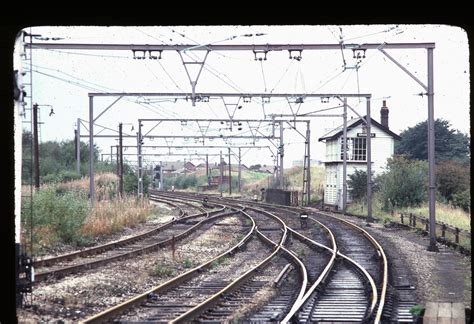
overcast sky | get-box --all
[17,24,470,168]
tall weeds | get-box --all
[83,195,153,237]
[21,173,154,254]
[348,198,471,231]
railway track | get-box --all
[154,191,391,323]
[147,192,317,321]
[82,207,305,322]
[33,196,228,282]
[233,198,387,323]
[76,190,415,323]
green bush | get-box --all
[168,174,198,190]
[58,170,82,182]
[183,258,193,268]
[436,160,470,202]
[150,263,173,277]
[347,170,367,200]
[452,189,470,212]
[123,170,150,195]
[41,170,82,184]
[377,155,428,210]
[24,186,90,249]
[41,173,60,183]
[409,304,424,317]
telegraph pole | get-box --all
[427,48,439,252]
[206,154,209,185]
[238,147,242,194]
[32,103,40,189]
[228,147,232,195]
[219,151,223,197]
[76,118,80,174]
[279,121,284,189]
[118,123,123,196]
[342,98,348,213]
[160,161,163,191]
[137,122,143,197]
[366,98,373,223]
[89,96,95,203]
[305,121,311,205]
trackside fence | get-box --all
[399,212,471,255]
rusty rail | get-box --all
[81,206,251,324]
[170,207,305,323]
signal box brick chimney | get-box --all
[380,100,389,128]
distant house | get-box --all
[196,163,207,170]
[318,101,401,209]
[184,161,196,171]
[161,161,196,175]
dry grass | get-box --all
[398,203,471,231]
[241,175,273,192]
[348,199,471,231]
[21,174,155,251]
[55,172,118,201]
[83,195,154,237]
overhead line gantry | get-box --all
[27,39,438,250]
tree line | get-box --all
[21,131,149,195]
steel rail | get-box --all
[287,224,379,321]
[147,197,186,216]
[189,193,386,322]
[147,190,310,321]
[170,207,309,323]
[80,206,253,323]
[245,207,308,310]
[281,221,338,323]
[316,210,388,324]
[240,199,384,322]
[149,193,226,216]
[146,192,386,321]
[151,197,202,215]
[149,194,210,214]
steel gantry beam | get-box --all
[135,117,309,196]
[110,145,272,150]
[62,39,436,250]
[103,153,224,157]
[27,42,435,51]
[88,92,372,98]
[85,93,369,202]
